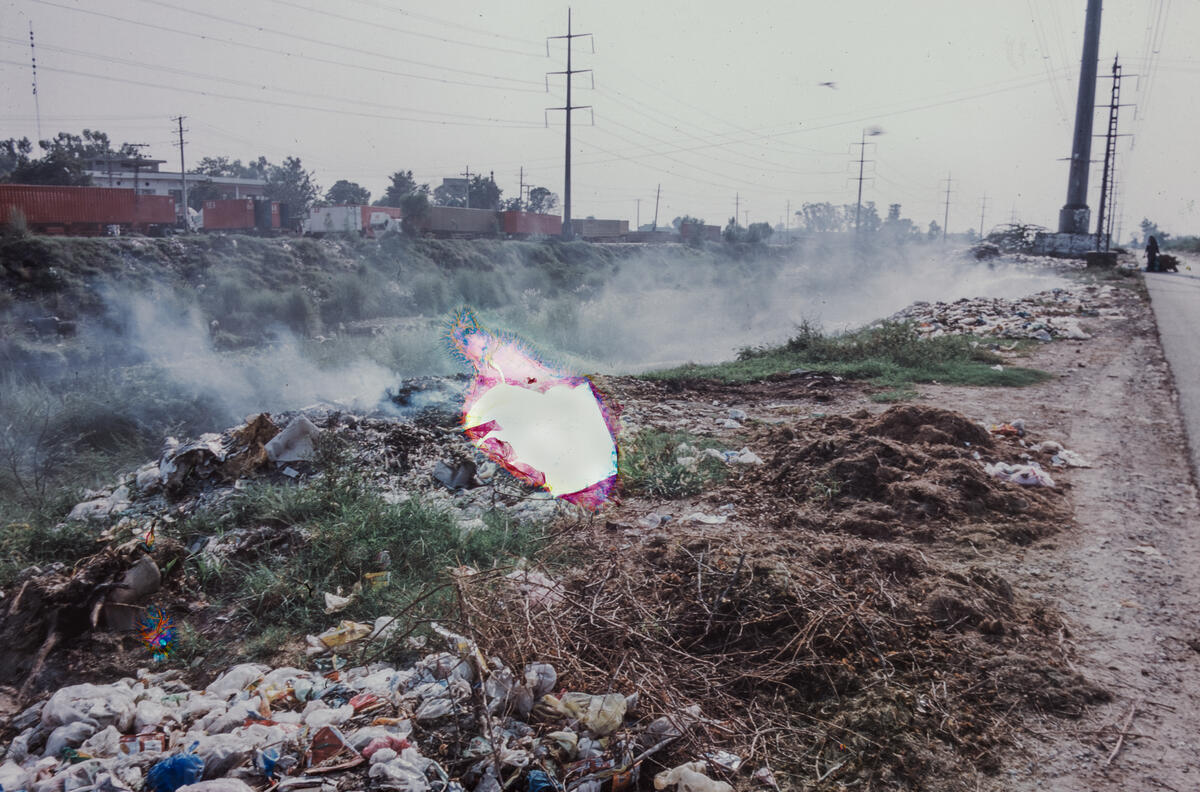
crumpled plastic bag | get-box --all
[983,461,1056,487]
[368,750,431,792]
[45,721,97,758]
[0,761,30,792]
[653,762,734,792]
[79,725,123,758]
[177,780,257,792]
[204,664,268,698]
[546,693,627,736]
[146,750,205,792]
[42,683,136,732]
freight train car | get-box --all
[305,205,404,238]
[0,184,176,236]
[679,222,721,243]
[574,218,629,240]
[420,206,502,238]
[500,211,561,237]
[200,198,281,233]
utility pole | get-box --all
[636,198,640,230]
[940,173,953,242]
[652,184,660,231]
[546,8,593,240]
[850,127,881,234]
[735,193,739,225]
[743,209,749,227]
[978,193,987,239]
[460,165,472,209]
[172,115,188,229]
[1095,55,1124,252]
[28,22,42,141]
[786,199,790,241]
[519,166,525,210]
[1057,0,1103,234]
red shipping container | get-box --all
[500,211,561,236]
[202,198,255,230]
[0,184,174,232]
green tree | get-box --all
[39,129,139,159]
[1139,218,1169,245]
[265,156,319,212]
[927,220,942,240]
[0,137,33,180]
[723,217,743,242]
[377,170,420,207]
[325,180,370,205]
[400,189,432,236]
[746,222,774,243]
[801,201,843,233]
[526,186,558,214]
[432,181,465,207]
[7,152,90,186]
[195,156,269,180]
[468,174,502,210]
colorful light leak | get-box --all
[447,309,619,510]
[138,606,176,662]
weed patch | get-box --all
[618,429,726,499]
[643,320,1052,389]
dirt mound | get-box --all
[749,406,1062,541]
[460,528,1106,790]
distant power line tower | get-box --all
[546,9,593,240]
[850,127,882,234]
[1095,55,1129,252]
[28,22,43,141]
[172,115,188,226]
[940,173,953,242]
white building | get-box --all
[82,156,267,218]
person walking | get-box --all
[1146,235,1161,272]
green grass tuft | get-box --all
[618,429,727,499]
[642,320,1052,390]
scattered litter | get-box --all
[266,416,321,463]
[1128,545,1164,558]
[684,513,727,525]
[891,284,1117,342]
[984,461,1056,487]
[654,762,733,792]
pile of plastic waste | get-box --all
[0,626,738,792]
[889,284,1122,342]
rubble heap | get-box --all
[889,283,1123,342]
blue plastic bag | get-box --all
[527,770,554,792]
[146,744,205,792]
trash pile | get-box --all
[0,625,739,792]
[455,403,1109,788]
[733,405,1066,542]
[889,284,1123,342]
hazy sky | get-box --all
[2,0,1196,239]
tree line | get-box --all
[0,129,559,218]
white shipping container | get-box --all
[306,206,363,235]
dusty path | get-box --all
[922,271,1200,791]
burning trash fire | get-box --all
[448,309,619,510]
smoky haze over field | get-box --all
[27,244,1070,436]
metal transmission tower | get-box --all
[979,193,988,239]
[1095,56,1126,252]
[28,22,42,141]
[1057,0,1103,234]
[172,116,188,228]
[941,173,953,242]
[546,9,593,240]
[850,127,881,234]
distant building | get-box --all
[82,156,267,218]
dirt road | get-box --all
[1146,268,1200,480]
[922,269,1200,791]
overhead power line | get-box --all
[28,0,543,92]
[261,0,543,58]
[0,37,537,125]
[0,57,543,129]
